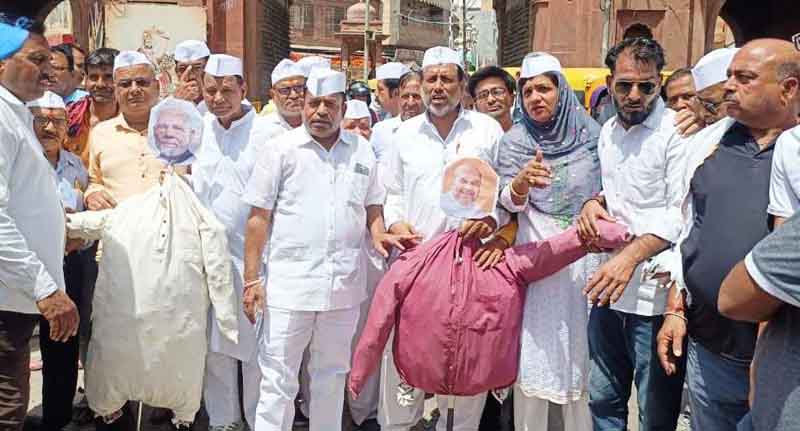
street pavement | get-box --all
[25,338,690,431]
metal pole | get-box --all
[600,0,612,63]
[364,0,370,81]
[462,0,467,69]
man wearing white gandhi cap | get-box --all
[690,47,739,128]
[379,46,505,431]
[242,67,415,431]
[84,50,171,212]
[173,40,211,110]
[193,52,275,431]
[296,55,331,78]
[261,58,306,133]
[342,99,373,140]
[374,62,410,121]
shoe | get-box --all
[354,418,380,431]
[293,409,309,427]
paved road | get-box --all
[26,338,690,431]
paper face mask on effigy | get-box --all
[148,97,204,166]
[440,157,499,220]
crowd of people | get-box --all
[1,10,800,431]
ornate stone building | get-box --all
[493,0,800,68]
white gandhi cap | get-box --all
[174,40,210,63]
[271,58,305,85]
[205,54,243,77]
[422,46,463,69]
[376,62,411,81]
[306,68,346,97]
[344,100,371,120]
[520,52,562,79]
[113,51,153,73]
[297,56,332,78]
[692,47,739,91]
[27,91,66,110]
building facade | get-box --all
[493,0,800,68]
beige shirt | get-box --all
[85,113,173,203]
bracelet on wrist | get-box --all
[243,277,263,289]
[664,311,688,323]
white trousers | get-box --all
[254,306,360,431]
[513,386,591,431]
[377,335,486,431]
[203,351,262,429]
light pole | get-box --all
[462,0,467,69]
[364,0,370,81]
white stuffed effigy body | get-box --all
[66,172,238,423]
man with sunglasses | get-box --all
[576,37,688,431]
[173,40,210,114]
[653,39,800,431]
[0,18,79,431]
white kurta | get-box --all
[500,187,598,404]
[66,173,238,422]
[194,106,286,361]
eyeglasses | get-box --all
[476,87,508,101]
[695,95,722,115]
[275,85,305,96]
[33,115,67,129]
[117,78,154,89]
[614,80,659,96]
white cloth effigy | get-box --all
[66,173,238,422]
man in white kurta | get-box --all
[193,54,281,431]
[382,46,505,431]
[260,58,310,132]
[242,68,404,431]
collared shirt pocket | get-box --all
[343,165,370,206]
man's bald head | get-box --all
[724,38,800,129]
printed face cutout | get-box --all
[440,157,499,219]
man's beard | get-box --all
[424,95,460,118]
[612,96,656,127]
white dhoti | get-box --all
[513,386,591,431]
[377,331,487,431]
[204,352,262,430]
[255,306,360,431]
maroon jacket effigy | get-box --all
[349,220,630,397]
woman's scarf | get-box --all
[497,71,602,222]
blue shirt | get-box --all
[54,149,88,211]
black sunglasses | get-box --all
[614,80,659,96]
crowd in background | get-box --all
[2,10,800,431]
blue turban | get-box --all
[0,22,29,61]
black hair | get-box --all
[85,47,119,71]
[380,78,401,93]
[467,65,516,98]
[605,37,666,75]
[51,43,75,71]
[663,67,692,89]
[399,70,423,89]
[0,12,46,35]
[622,23,654,41]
